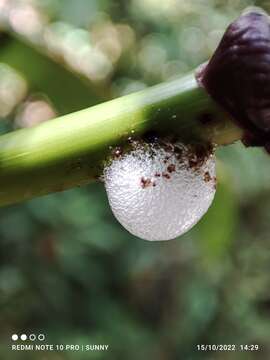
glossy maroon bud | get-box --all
[196,9,270,150]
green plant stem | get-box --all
[0,72,242,206]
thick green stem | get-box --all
[0,72,242,206]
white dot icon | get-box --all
[20,334,27,341]
[11,334,18,341]
[38,334,45,341]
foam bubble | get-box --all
[104,142,216,241]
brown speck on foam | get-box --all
[167,164,176,173]
[162,173,171,179]
[187,144,214,170]
[163,155,172,164]
[164,144,174,152]
[140,177,156,189]
[213,176,217,189]
[204,171,212,182]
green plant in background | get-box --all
[0,1,270,360]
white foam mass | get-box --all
[104,142,216,241]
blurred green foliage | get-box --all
[0,0,270,359]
